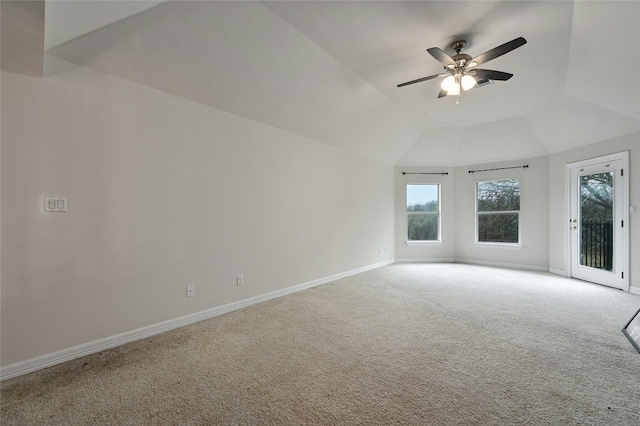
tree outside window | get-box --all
[476,179,520,243]
[580,172,613,269]
[407,184,440,241]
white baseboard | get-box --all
[549,268,568,277]
[394,257,455,263]
[630,286,640,296]
[453,258,549,272]
[394,257,548,272]
[0,259,394,381]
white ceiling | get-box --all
[33,1,640,165]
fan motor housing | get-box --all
[452,53,472,62]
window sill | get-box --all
[475,242,522,251]
[406,241,442,247]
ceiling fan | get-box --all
[397,37,527,102]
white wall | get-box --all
[453,156,550,270]
[0,60,395,368]
[394,135,639,291]
[395,157,550,271]
[2,58,636,374]
[548,133,640,291]
[394,167,455,261]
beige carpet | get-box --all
[2,263,640,425]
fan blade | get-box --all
[427,47,455,66]
[469,37,526,67]
[397,73,442,87]
[471,69,513,81]
[437,89,448,98]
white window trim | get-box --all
[406,240,443,247]
[475,242,522,250]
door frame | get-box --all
[565,151,629,291]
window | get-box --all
[407,184,440,241]
[476,179,520,244]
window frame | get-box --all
[406,183,441,245]
[475,178,522,248]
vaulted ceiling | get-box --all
[4,1,640,166]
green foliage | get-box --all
[476,180,520,243]
[477,180,520,211]
[478,213,519,243]
[408,214,438,241]
[407,200,439,212]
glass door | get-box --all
[579,171,614,271]
[569,156,627,290]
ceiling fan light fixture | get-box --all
[440,75,456,91]
[447,82,461,96]
[461,74,477,91]
[397,36,526,100]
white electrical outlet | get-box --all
[186,285,195,297]
[44,197,68,212]
[236,275,244,286]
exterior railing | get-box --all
[581,220,613,271]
